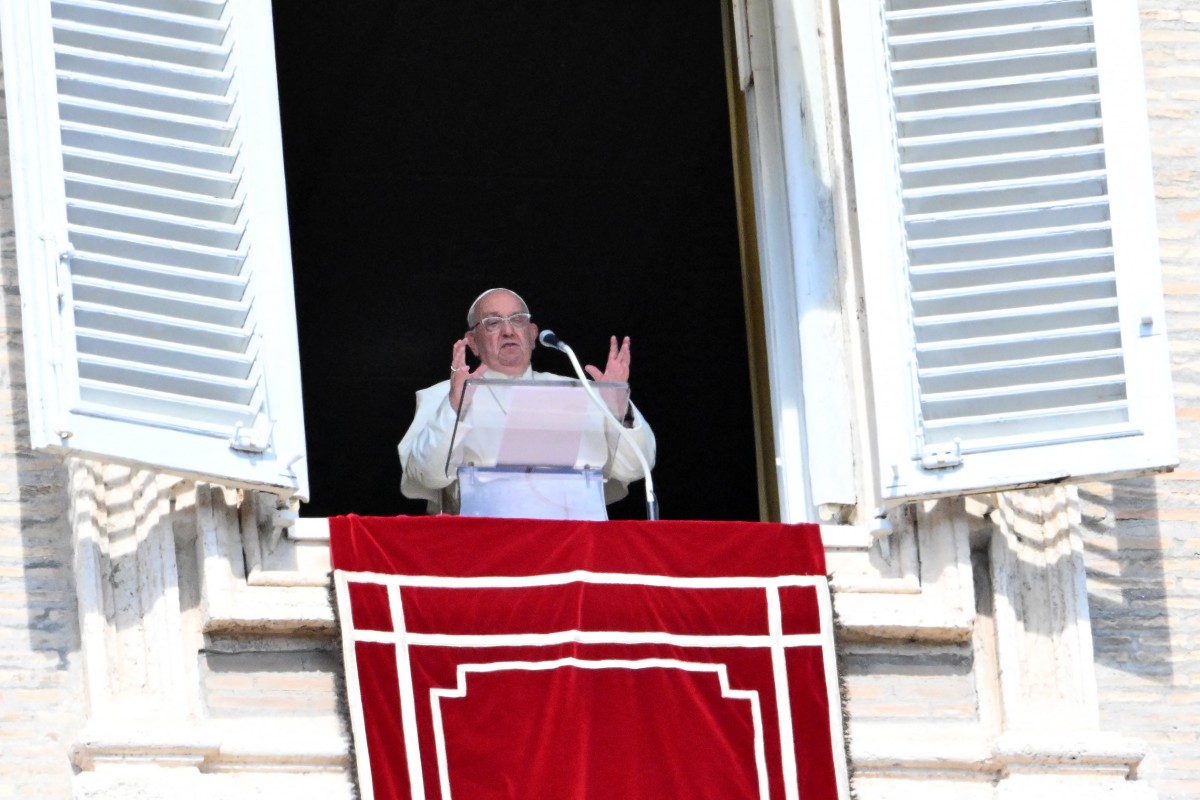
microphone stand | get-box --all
[540,331,659,520]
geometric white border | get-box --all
[334,570,850,800]
[430,659,768,800]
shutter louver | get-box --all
[843,0,1175,503]
[1,0,308,496]
[52,0,260,438]
[889,0,1130,452]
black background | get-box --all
[272,1,759,520]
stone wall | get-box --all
[1082,5,1200,798]
[66,469,351,799]
[0,62,80,799]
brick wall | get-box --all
[0,66,82,798]
[1084,4,1200,799]
[841,640,979,724]
[201,645,341,718]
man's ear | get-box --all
[465,331,479,357]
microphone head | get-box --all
[538,329,562,350]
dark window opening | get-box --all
[274,1,759,520]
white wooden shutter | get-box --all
[0,0,308,497]
[842,0,1175,505]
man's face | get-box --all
[465,290,538,376]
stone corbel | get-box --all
[986,486,1154,798]
[239,491,331,587]
[830,498,976,642]
[68,462,351,792]
[68,459,195,726]
[194,485,333,635]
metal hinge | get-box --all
[920,440,962,470]
[229,414,273,454]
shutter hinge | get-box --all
[920,440,962,470]
[229,415,273,454]
[57,246,75,305]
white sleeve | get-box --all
[605,403,656,485]
[398,382,461,501]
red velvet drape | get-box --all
[332,515,846,800]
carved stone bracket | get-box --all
[69,459,195,724]
[66,460,350,796]
[986,486,1154,798]
[195,486,332,635]
[844,487,1156,798]
[829,498,976,642]
[991,486,1100,730]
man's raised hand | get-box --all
[449,337,488,412]
[585,336,632,419]
[584,335,631,383]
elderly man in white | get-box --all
[398,288,655,514]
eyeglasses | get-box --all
[472,312,532,334]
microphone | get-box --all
[538,329,566,351]
[535,327,659,520]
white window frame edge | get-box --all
[738,0,812,523]
[227,0,309,498]
[739,0,865,524]
[771,0,860,514]
[1093,0,1176,464]
[0,0,74,448]
[840,0,1177,508]
[838,0,919,515]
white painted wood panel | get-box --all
[0,0,308,496]
[842,0,1175,505]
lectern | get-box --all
[445,378,630,520]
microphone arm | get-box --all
[538,330,658,520]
